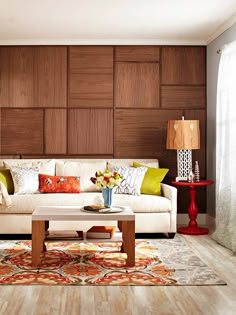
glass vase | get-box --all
[102,188,114,208]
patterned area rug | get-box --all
[0,236,226,286]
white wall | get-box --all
[207,23,236,217]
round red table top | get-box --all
[171,180,214,187]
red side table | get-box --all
[172,180,214,235]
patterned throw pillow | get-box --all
[9,165,40,194]
[39,174,81,193]
[111,166,147,196]
[4,159,55,176]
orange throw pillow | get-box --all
[39,174,81,193]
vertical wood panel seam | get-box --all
[112,46,115,158]
[159,46,162,109]
[66,46,70,155]
[43,108,46,154]
[0,108,1,153]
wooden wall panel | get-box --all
[0,109,43,154]
[69,47,113,107]
[161,46,206,85]
[45,109,67,154]
[70,73,113,107]
[115,63,160,108]
[0,45,207,215]
[161,86,206,109]
[37,47,67,107]
[70,46,113,74]
[0,109,2,151]
[115,109,182,169]
[0,46,67,108]
[0,155,21,161]
[9,47,35,107]
[0,47,10,107]
[184,109,206,178]
[116,46,160,62]
[21,155,114,159]
[68,109,113,154]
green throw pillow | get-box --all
[132,161,169,196]
[0,169,14,194]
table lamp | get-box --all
[166,117,200,181]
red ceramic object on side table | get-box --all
[172,180,214,235]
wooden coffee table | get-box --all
[31,206,135,267]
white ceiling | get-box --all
[0,0,236,45]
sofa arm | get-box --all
[161,183,177,215]
[161,183,177,232]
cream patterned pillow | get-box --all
[9,165,40,194]
[111,166,148,196]
[4,159,55,175]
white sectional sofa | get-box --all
[0,158,177,236]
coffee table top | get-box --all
[32,206,134,221]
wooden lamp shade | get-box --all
[166,120,200,150]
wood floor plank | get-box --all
[0,234,235,315]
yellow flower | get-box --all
[90,170,123,189]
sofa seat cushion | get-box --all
[0,193,171,214]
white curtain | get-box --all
[212,40,236,254]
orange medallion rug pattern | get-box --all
[0,238,226,286]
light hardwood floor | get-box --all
[0,233,235,315]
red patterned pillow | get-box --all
[39,174,81,193]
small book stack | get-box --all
[83,205,110,213]
[86,226,116,239]
[45,230,83,240]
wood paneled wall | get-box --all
[0,45,206,213]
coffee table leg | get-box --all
[45,220,49,235]
[121,220,135,267]
[32,220,45,267]
[117,221,123,232]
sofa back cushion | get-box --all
[56,160,107,192]
[107,159,159,170]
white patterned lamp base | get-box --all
[176,149,192,181]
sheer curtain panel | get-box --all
[212,40,236,254]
